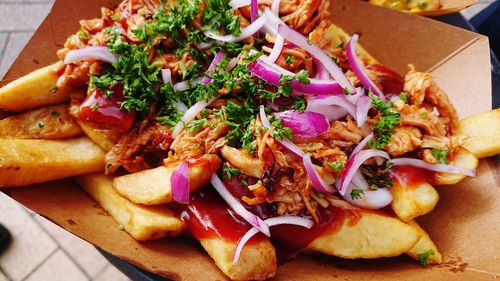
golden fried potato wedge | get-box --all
[460,109,500,158]
[406,220,443,264]
[431,148,478,186]
[307,211,420,258]
[390,181,439,222]
[0,63,72,111]
[0,137,105,188]
[75,120,116,151]
[113,154,222,205]
[199,237,276,280]
[0,105,82,139]
[75,173,184,241]
[221,145,263,178]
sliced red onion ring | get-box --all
[203,51,225,84]
[389,158,476,177]
[303,154,335,194]
[210,174,270,236]
[232,217,312,264]
[170,161,190,204]
[274,110,329,138]
[173,77,204,92]
[247,59,343,95]
[230,0,250,9]
[277,24,355,94]
[228,57,238,71]
[250,0,258,23]
[306,98,348,122]
[197,41,213,50]
[205,14,267,43]
[345,87,364,104]
[339,182,393,209]
[271,0,280,14]
[172,97,217,138]
[64,46,117,64]
[314,58,330,80]
[309,95,356,119]
[161,69,172,84]
[262,8,284,34]
[174,101,188,113]
[339,149,390,195]
[267,35,284,63]
[356,94,372,127]
[259,106,305,158]
[351,170,369,190]
[350,133,374,157]
[346,34,385,100]
[233,216,313,263]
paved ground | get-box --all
[0,0,495,280]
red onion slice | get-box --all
[250,0,258,22]
[303,154,335,194]
[346,34,385,100]
[271,0,280,14]
[340,183,393,209]
[173,77,204,92]
[259,106,305,158]
[210,174,270,236]
[172,97,217,138]
[161,69,172,84]
[203,51,225,84]
[64,46,117,64]
[306,98,348,122]
[247,59,343,95]
[389,158,476,177]
[339,149,390,195]
[350,133,374,157]
[205,14,267,43]
[262,8,285,34]
[314,58,330,80]
[310,95,356,118]
[233,216,313,263]
[267,35,284,63]
[174,101,188,113]
[356,94,372,127]
[170,161,190,204]
[274,110,329,138]
[277,24,355,94]
[229,0,250,9]
[351,170,369,190]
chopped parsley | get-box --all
[285,55,296,64]
[223,163,241,179]
[417,249,435,266]
[350,189,365,200]
[325,161,345,172]
[90,104,99,111]
[368,91,401,150]
[49,86,58,94]
[420,111,428,119]
[399,92,408,104]
[186,118,209,133]
[267,114,293,141]
[38,122,45,129]
[431,148,450,164]
[50,109,61,116]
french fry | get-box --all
[113,154,222,205]
[0,62,73,111]
[199,237,277,280]
[0,137,105,188]
[431,148,478,186]
[390,181,439,222]
[75,120,116,151]
[460,109,500,159]
[0,105,82,139]
[406,220,443,264]
[307,210,421,258]
[75,174,184,241]
[221,146,263,178]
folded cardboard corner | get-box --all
[1,0,498,280]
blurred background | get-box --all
[0,0,497,280]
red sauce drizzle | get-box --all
[390,165,431,187]
[78,84,135,132]
[367,64,404,96]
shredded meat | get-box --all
[280,0,330,34]
[398,104,446,136]
[105,123,173,173]
[385,126,423,156]
[404,65,460,134]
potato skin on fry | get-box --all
[113,154,222,205]
[460,109,500,159]
[390,181,439,222]
[431,148,478,186]
[199,237,277,280]
[75,174,183,241]
[0,137,105,187]
[406,220,443,264]
[307,211,420,259]
[0,105,82,139]
[0,63,72,111]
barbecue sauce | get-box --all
[390,165,430,187]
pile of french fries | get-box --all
[0,28,499,281]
